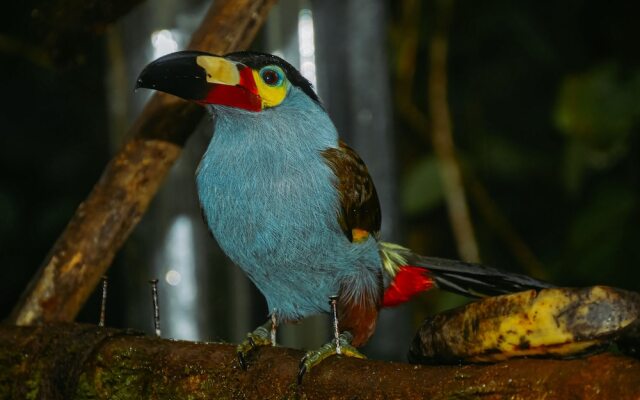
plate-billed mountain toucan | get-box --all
[136,51,551,381]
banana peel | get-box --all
[408,286,640,364]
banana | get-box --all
[409,286,640,364]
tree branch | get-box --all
[9,0,278,326]
[22,0,146,67]
[428,0,480,262]
[1,323,638,399]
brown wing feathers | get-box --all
[322,141,381,242]
[322,141,384,346]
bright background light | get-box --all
[151,29,179,59]
[163,215,198,340]
[298,9,317,88]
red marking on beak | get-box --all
[200,65,262,112]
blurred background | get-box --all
[1,0,639,361]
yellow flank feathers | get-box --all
[409,286,640,364]
[252,69,288,108]
[379,241,409,277]
[351,228,370,242]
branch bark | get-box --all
[1,323,638,399]
[9,0,278,326]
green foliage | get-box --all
[555,64,640,149]
[472,134,544,182]
[555,64,640,193]
[393,0,640,293]
[565,183,636,282]
[401,156,444,215]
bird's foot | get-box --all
[297,331,365,384]
[236,325,272,370]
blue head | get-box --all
[136,50,320,111]
[136,50,337,160]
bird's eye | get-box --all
[260,67,283,86]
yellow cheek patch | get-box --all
[252,70,288,108]
[352,228,370,243]
[196,56,240,85]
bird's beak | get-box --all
[135,51,262,112]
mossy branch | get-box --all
[1,323,639,399]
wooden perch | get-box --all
[0,323,639,399]
[9,0,278,326]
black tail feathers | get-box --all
[407,253,554,298]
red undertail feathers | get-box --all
[379,242,553,306]
[382,266,434,307]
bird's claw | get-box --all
[237,351,247,370]
[297,332,365,384]
[297,360,307,385]
[236,326,272,370]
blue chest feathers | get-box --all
[196,89,381,321]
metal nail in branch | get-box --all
[98,276,108,327]
[150,279,161,337]
[329,295,341,354]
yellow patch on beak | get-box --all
[196,56,240,85]
[252,69,288,108]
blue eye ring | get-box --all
[260,66,284,87]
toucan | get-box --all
[136,51,550,381]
